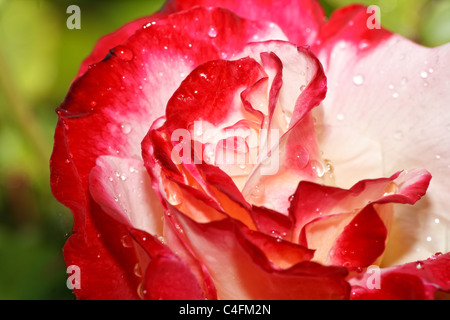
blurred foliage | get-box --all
[0,0,448,300]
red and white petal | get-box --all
[52,7,287,300]
[162,0,325,46]
[129,228,206,300]
[348,252,450,300]
[171,209,350,299]
[291,170,431,267]
[238,43,327,213]
[313,5,450,265]
[89,156,164,236]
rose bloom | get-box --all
[51,0,450,299]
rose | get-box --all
[51,1,450,299]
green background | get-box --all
[0,0,448,300]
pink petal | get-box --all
[313,5,450,264]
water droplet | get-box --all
[415,261,424,270]
[392,92,399,99]
[436,154,441,160]
[113,45,134,61]
[420,71,428,79]
[337,113,345,121]
[175,223,184,233]
[358,40,370,50]
[121,234,133,248]
[208,26,218,38]
[299,85,306,92]
[137,282,145,299]
[134,263,142,278]
[295,147,310,169]
[323,159,334,174]
[435,218,440,224]
[157,236,165,244]
[168,190,181,206]
[120,122,132,135]
[426,236,432,242]
[428,68,434,74]
[90,100,97,107]
[310,160,325,178]
[353,74,364,86]
[250,184,265,199]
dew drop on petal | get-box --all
[310,160,325,178]
[208,26,218,38]
[358,40,370,50]
[134,263,142,278]
[113,45,134,62]
[353,74,364,86]
[168,190,181,206]
[250,184,265,199]
[420,71,428,79]
[295,147,310,169]
[157,236,165,244]
[121,234,133,248]
[120,122,132,135]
